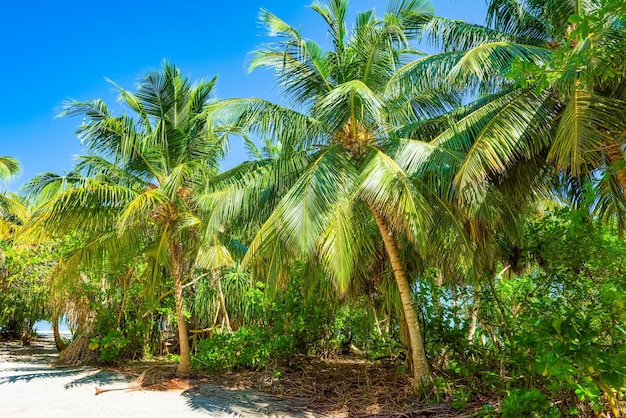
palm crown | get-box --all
[24,62,228,375]
[207,0,466,387]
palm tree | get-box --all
[204,0,466,387]
[389,0,626,222]
[23,62,228,375]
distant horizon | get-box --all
[34,320,70,333]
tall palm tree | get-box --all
[389,0,626,223]
[204,0,466,387]
[23,62,228,375]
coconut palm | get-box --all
[23,62,229,375]
[389,0,626,223]
[201,0,470,387]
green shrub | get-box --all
[89,330,130,364]
[501,389,558,417]
[194,325,295,372]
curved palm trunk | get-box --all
[52,316,66,352]
[606,141,626,195]
[170,240,193,376]
[370,208,430,388]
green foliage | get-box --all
[194,279,329,372]
[501,389,557,418]
[89,330,130,364]
[501,208,626,413]
[195,325,295,372]
[0,240,57,338]
[421,207,626,415]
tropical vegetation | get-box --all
[1,0,626,415]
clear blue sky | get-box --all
[0,0,487,191]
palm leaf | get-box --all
[358,146,430,249]
[0,156,21,182]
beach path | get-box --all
[0,335,323,418]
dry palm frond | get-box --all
[94,365,194,395]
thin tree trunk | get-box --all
[52,316,66,352]
[606,141,626,195]
[371,207,430,388]
[468,287,480,344]
[432,271,443,318]
[170,240,193,376]
[117,268,134,327]
[213,271,232,332]
[19,319,31,346]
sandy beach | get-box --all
[0,335,323,418]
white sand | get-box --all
[0,336,323,418]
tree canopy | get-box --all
[2,0,626,415]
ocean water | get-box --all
[33,320,71,336]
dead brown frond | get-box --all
[94,365,195,395]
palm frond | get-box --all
[358,146,431,248]
[449,41,549,84]
[196,237,235,271]
[549,90,626,174]
[0,156,21,182]
[317,198,356,294]
[242,146,357,265]
[220,98,325,152]
[311,0,348,53]
[315,80,384,132]
[116,188,165,233]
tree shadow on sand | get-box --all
[63,369,132,389]
[0,366,85,384]
[182,385,323,418]
[0,363,131,389]
[0,337,132,390]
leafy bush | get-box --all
[193,280,329,372]
[194,325,295,372]
[419,208,626,415]
[89,330,130,364]
[193,276,394,372]
[501,389,557,418]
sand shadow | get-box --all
[63,369,132,389]
[0,367,86,385]
[182,384,323,417]
[0,337,131,390]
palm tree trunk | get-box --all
[606,141,626,195]
[52,316,66,352]
[170,240,193,376]
[370,208,430,388]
